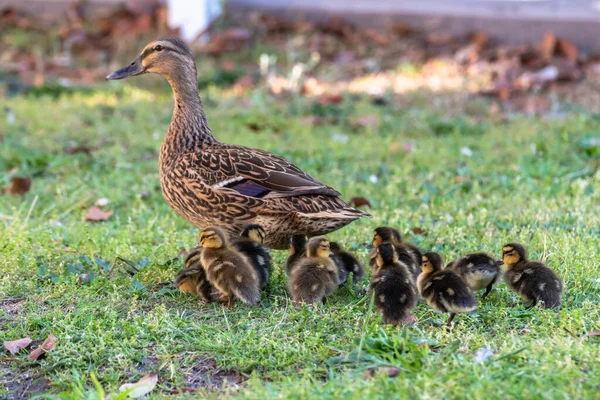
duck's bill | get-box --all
[106,56,145,80]
[366,243,374,249]
[496,260,504,265]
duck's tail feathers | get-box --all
[234,285,260,305]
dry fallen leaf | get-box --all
[318,94,344,105]
[119,373,158,398]
[348,197,372,208]
[540,32,557,60]
[557,38,578,62]
[85,206,113,222]
[411,227,428,237]
[363,366,401,379]
[585,330,600,337]
[4,337,32,354]
[350,115,380,129]
[28,333,56,361]
[2,176,32,196]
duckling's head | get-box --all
[307,237,331,258]
[289,234,307,256]
[376,243,398,267]
[370,226,402,248]
[199,227,227,249]
[502,243,527,267]
[106,38,195,81]
[422,252,443,274]
[329,242,342,253]
[241,224,266,244]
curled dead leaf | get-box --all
[318,94,344,105]
[348,197,371,208]
[363,366,401,379]
[2,176,32,196]
[85,206,113,222]
[585,330,600,337]
[411,227,427,237]
[28,333,56,361]
[350,115,380,129]
[119,373,158,398]
[557,38,578,62]
[4,337,32,354]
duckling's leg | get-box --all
[446,313,456,327]
[322,296,327,305]
[481,284,493,300]
[524,299,537,310]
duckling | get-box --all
[285,234,307,277]
[446,252,501,299]
[501,243,562,309]
[370,243,418,325]
[330,241,365,284]
[232,224,271,289]
[199,227,260,306]
[289,237,339,304]
[174,247,215,302]
[417,252,477,327]
[368,226,422,282]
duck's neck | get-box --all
[160,67,218,165]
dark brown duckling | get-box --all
[286,234,307,277]
[501,243,563,309]
[233,224,271,289]
[174,247,215,302]
[370,243,418,325]
[330,241,365,284]
[368,226,422,282]
[289,237,338,304]
[417,252,477,327]
[199,227,260,306]
[446,252,501,299]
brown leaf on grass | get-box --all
[469,31,488,49]
[348,197,371,208]
[350,114,380,128]
[363,367,401,379]
[585,330,600,337]
[65,144,94,155]
[4,337,32,354]
[362,29,389,46]
[2,176,32,196]
[318,94,343,105]
[411,227,428,237]
[426,32,453,46]
[119,373,158,398]
[28,334,56,361]
[85,206,113,222]
[233,75,254,92]
[540,32,557,60]
[557,38,578,62]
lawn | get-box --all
[1,68,599,399]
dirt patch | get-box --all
[0,361,51,400]
[0,298,26,331]
[184,358,245,391]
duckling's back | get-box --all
[420,270,477,313]
[370,263,417,325]
[505,262,562,309]
[449,253,500,291]
[332,247,364,284]
[233,239,271,288]
[289,258,338,304]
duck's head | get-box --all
[422,252,443,274]
[376,243,398,268]
[199,227,227,249]
[307,237,331,258]
[501,243,527,268]
[289,234,307,256]
[241,224,266,244]
[106,38,195,81]
[368,226,402,249]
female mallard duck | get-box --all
[199,227,260,306]
[106,38,369,249]
[446,252,501,299]
[501,243,563,309]
[289,237,339,304]
[232,224,271,289]
[417,252,477,327]
[368,226,422,282]
[370,243,417,325]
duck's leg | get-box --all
[446,313,456,327]
[481,284,493,300]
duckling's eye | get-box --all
[154,45,164,52]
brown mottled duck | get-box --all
[106,38,369,249]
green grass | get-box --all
[1,76,599,399]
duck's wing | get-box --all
[188,144,342,199]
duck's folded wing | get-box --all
[189,145,342,198]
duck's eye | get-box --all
[154,45,164,52]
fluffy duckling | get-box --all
[233,224,271,289]
[446,252,501,299]
[370,243,418,325]
[417,252,477,327]
[330,241,365,284]
[289,237,338,304]
[199,227,260,306]
[368,226,422,282]
[286,234,307,276]
[174,247,215,302]
[501,243,563,309]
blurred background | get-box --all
[1,0,600,115]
